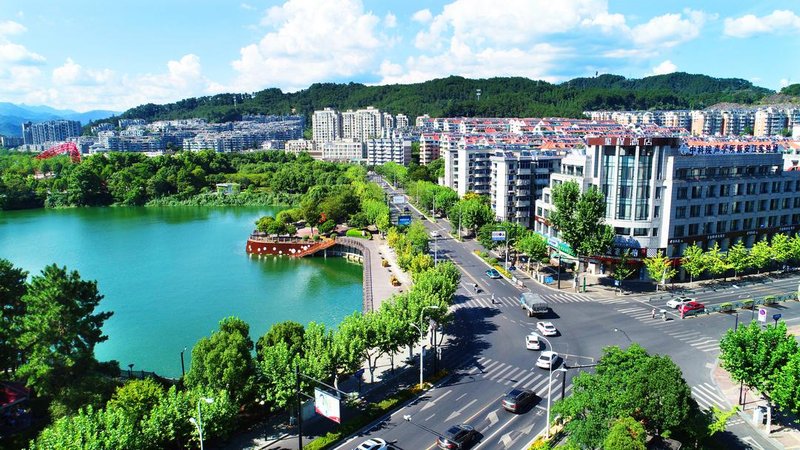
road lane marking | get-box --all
[473,413,522,449]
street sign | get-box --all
[758,308,768,323]
[392,195,405,204]
[397,215,412,226]
[492,231,506,241]
[314,388,341,423]
[773,313,782,322]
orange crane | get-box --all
[35,142,81,163]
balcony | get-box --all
[517,168,531,175]
[515,211,528,218]
[515,200,530,207]
[515,179,530,186]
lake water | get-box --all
[0,206,363,377]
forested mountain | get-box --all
[92,72,775,128]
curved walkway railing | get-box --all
[334,237,373,312]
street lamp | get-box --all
[532,332,557,439]
[733,311,740,331]
[189,397,214,450]
[558,367,568,401]
[410,305,440,389]
[128,363,134,379]
[613,328,632,344]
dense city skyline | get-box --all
[0,0,798,112]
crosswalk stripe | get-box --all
[500,367,522,383]
[692,385,727,409]
[489,364,515,380]
[694,383,728,405]
[514,370,536,386]
[528,375,550,391]
[478,360,501,374]
[483,362,505,377]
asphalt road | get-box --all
[339,176,795,450]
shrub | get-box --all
[741,299,754,309]
[764,295,777,305]
[719,302,733,312]
[346,229,369,239]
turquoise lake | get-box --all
[0,206,363,378]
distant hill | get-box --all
[95,72,775,128]
[0,103,117,137]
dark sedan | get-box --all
[501,388,536,413]
[436,424,479,449]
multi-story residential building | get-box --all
[365,134,411,166]
[662,111,691,130]
[395,114,410,129]
[754,107,789,137]
[443,142,495,197]
[312,107,341,143]
[22,119,82,145]
[690,110,723,136]
[720,110,754,136]
[536,136,800,279]
[321,139,365,162]
[284,139,320,158]
[419,133,441,165]
[0,135,23,148]
[490,150,561,227]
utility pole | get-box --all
[296,364,303,450]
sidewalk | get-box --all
[713,363,800,449]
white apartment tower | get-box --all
[312,108,341,143]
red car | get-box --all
[678,301,705,316]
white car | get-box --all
[665,296,695,309]
[525,334,542,350]
[355,438,389,450]
[430,230,440,238]
[536,351,560,369]
[536,321,558,336]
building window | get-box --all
[758,200,768,211]
[655,187,662,199]
[747,183,756,195]
[720,185,730,196]
[781,215,789,226]
[688,224,699,235]
[732,201,741,213]
[677,187,688,199]
[689,205,700,218]
[707,185,717,197]
[705,204,715,216]
[633,228,648,236]
[653,228,658,236]
[676,206,686,218]
[674,225,685,237]
[736,183,745,195]
[731,219,740,231]
[717,221,727,233]
[691,186,702,199]
[744,218,753,230]
[702,222,712,234]
[761,182,769,194]
[745,201,755,213]
[654,206,660,218]
[773,181,781,193]
[718,203,728,215]
[785,181,793,193]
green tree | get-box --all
[30,405,141,450]
[449,197,494,236]
[337,312,385,383]
[772,352,800,414]
[256,320,305,361]
[719,321,799,394]
[680,243,705,282]
[15,264,113,400]
[749,239,772,273]
[643,250,676,290]
[603,416,646,450]
[703,242,730,280]
[770,233,792,268]
[107,378,165,426]
[548,181,614,273]
[514,232,549,273]
[727,240,750,278]
[0,258,27,372]
[258,340,300,409]
[554,344,703,447]
[611,250,635,294]
[186,317,257,406]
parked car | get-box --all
[403,206,410,212]
[678,301,705,316]
[436,424,479,449]
[536,351,560,369]
[430,230,440,238]
[536,321,558,336]
[485,269,501,279]
[665,296,695,309]
[355,438,389,450]
[501,388,537,413]
[525,333,542,350]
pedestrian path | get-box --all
[615,306,676,328]
[451,292,599,311]
[663,328,720,353]
[454,356,572,400]
[692,382,731,412]
[540,292,594,304]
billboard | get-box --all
[314,388,341,423]
[392,195,406,204]
[491,231,506,241]
[397,215,412,226]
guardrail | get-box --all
[336,237,374,312]
[668,292,798,316]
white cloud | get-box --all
[581,12,627,34]
[384,13,397,28]
[652,60,677,75]
[240,3,256,11]
[632,9,708,48]
[232,0,386,92]
[52,58,113,86]
[724,10,800,38]
[412,9,433,23]
[780,78,790,88]
[0,20,26,36]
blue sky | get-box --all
[0,0,798,112]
